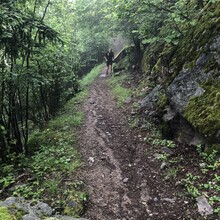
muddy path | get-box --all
[77,70,194,220]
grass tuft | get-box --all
[80,64,104,89]
[107,74,132,107]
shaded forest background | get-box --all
[0,0,219,218]
[1,0,218,160]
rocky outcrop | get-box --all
[166,68,208,114]
[113,46,135,73]
[140,33,220,146]
[140,85,163,110]
[0,196,88,220]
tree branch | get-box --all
[144,1,190,21]
[41,0,51,22]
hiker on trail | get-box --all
[104,48,114,76]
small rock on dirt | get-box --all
[153,197,159,202]
[123,178,129,183]
[88,157,95,165]
[196,195,213,216]
[162,198,176,204]
[160,161,167,170]
[162,147,174,155]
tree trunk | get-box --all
[0,64,6,161]
[132,36,142,65]
[40,85,49,120]
[24,85,29,152]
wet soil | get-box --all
[76,70,216,220]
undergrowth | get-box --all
[0,64,103,217]
[107,73,132,107]
[80,64,104,89]
[143,121,220,215]
[147,130,220,215]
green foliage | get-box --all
[50,111,84,129]
[50,0,113,72]
[0,207,16,220]
[157,153,168,161]
[180,171,220,213]
[164,167,179,180]
[0,0,124,158]
[43,179,60,195]
[0,175,15,189]
[0,0,78,157]
[112,0,201,45]
[197,144,218,164]
[1,0,219,161]
[80,64,104,89]
[170,148,220,212]
[182,173,201,198]
[13,183,43,200]
[0,64,103,216]
[113,84,131,107]
[128,117,139,129]
[150,138,176,148]
[0,164,15,191]
[63,190,88,217]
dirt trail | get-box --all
[77,70,194,220]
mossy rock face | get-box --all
[184,80,220,142]
[141,43,165,75]
[172,2,220,74]
[63,191,88,217]
[114,46,136,72]
[156,92,168,112]
[114,56,129,71]
[0,207,17,220]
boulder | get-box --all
[29,201,53,216]
[113,46,135,73]
[167,68,208,114]
[63,191,87,217]
[23,214,41,220]
[140,85,163,110]
[0,196,89,220]
[141,34,220,145]
[3,196,29,213]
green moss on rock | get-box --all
[114,46,135,72]
[184,80,220,141]
[63,191,88,217]
[156,92,168,113]
[141,43,165,75]
[171,2,220,75]
[115,56,130,71]
[0,207,17,220]
[14,209,26,220]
